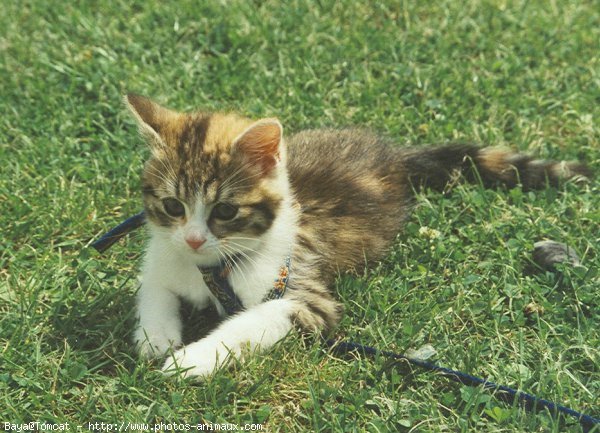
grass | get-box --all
[1,0,598,431]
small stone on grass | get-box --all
[532,240,580,271]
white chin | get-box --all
[190,250,222,267]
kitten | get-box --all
[125,94,591,377]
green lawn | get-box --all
[1,0,598,431]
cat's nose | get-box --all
[185,237,206,250]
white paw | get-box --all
[134,326,182,359]
[162,339,230,378]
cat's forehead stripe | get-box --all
[178,115,211,155]
[203,179,218,203]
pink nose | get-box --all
[186,237,206,250]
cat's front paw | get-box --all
[162,339,229,378]
[134,326,182,359]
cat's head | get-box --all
[125,94,289,266]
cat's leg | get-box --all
[162,278,343,377]
[162,299,296,377]
[134,283,183,358]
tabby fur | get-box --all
[125,94,590,376]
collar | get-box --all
[197,255,291,316]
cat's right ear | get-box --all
[124,94,177,153]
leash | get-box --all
[91,212,599,431]
[324,339,599,431]
[197,259,245,315]
[91,211,146,253]
[198,255,290,315]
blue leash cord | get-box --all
[91,212,146,253]
[325,339,599,431]
[91,212,599,431]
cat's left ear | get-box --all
[233,118,284,173]
[124,94,180,153]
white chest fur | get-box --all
[135,196,299,363]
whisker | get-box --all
[219,164,263,194]
[219,161,256,191]
[220,244,254,291]
[225,245,262,271]
[225,236,293,260]
[156,157,179,185]
[225,240,276,263]
[144,165,177,192]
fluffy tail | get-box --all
[401,144,592,192]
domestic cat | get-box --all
[125,94,590,377]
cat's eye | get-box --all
[162,198,185,217]
[212,203,238,221]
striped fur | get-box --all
[284,130,591,331]
[126,95,591,376]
